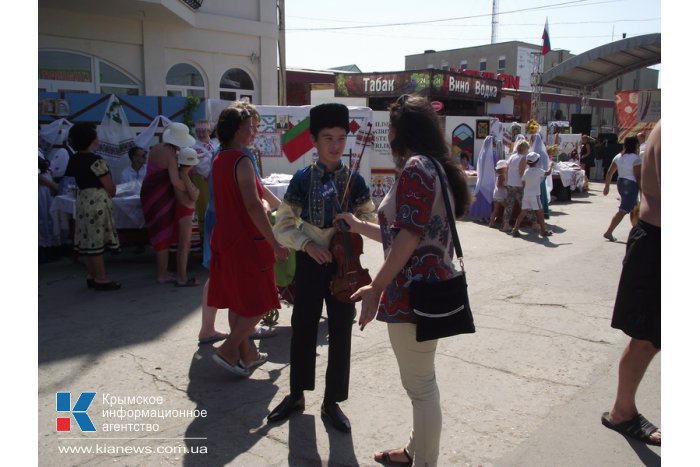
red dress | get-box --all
[207,149,280,316]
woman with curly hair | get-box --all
[336,94,469,465]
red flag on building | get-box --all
[282,117,314,163]
[542,18,551,55]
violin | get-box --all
[329,219,371,303]
[327,122,374,303]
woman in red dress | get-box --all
[209,105,289,376]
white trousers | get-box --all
[388,323,441,466]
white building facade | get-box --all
[38,0,280,104]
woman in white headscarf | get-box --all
[530,133,553,218]
[468,136,497,220]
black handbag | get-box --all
[410,156,476,342]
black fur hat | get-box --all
[309,103,349,137]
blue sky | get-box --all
[285,0,661,73]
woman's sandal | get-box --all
[245,352,269,371]
[374,447,412,466]
[212,352,250,377]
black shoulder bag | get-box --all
[410,156,476,342]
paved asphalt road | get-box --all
[38,182,661,466]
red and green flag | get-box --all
[282,117,313,163]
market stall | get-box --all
[49,177,291,241]
[551,162,586,201]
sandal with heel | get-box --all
[374,447,412,466]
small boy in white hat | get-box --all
[172,147,200,286]
[489,159,509,228]
[511,152,554,238]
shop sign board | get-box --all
[335,70,502,103]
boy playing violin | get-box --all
[268,103,376,432]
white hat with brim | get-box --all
[495,160,508,170]
[526,152,540,163]
[163,122,195,148]
[178,147,199,166]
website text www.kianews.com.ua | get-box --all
[57,444,207,455]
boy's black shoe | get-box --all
[321,401,351,433]
[267,395,304,423]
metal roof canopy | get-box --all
[541,33,660,92]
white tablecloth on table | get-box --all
[553,162,586,191]
[49,194,146,234]
[261,173,292,200]
[49,174,291,235]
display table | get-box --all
[51,181,290,233]
[49,194,145,236]
[551,162,586,201]
[261,173,292,200]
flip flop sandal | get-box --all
[601,412,661,446]
[212,353,249,377]
[198,332,229,345]
[603,233,617,242]
[246,352,269,371]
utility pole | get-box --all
[277,0,287,106]
[530,52,543,122]
[491,0,499,44]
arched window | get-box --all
[38,50,141,95]
[219,68,255,102]
[166,63,205,98]
[452,123,474,167]
[99,62,139,95]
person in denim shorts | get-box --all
[602,136,641,242]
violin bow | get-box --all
[340,121,373,210]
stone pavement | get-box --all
[38,182,660,466]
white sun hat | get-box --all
[163,122,195,148]
[178,147,199,166]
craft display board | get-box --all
[40,92,514,210]
[556,134,582,161]
[207,101,373,184]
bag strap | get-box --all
[423,155,465,275]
